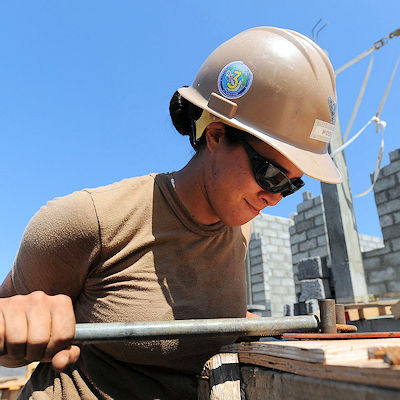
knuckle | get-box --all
[53,294,72,308]
[28,291,47,303]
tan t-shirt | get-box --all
[13,173,250,400]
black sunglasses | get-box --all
[240,140,305,197]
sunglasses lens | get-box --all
[255,164,290,191]
[255,164,304,196]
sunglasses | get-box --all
[240,140,305,197]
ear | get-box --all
[205,122,225,153]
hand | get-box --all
[0,291,80,371]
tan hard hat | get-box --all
[179,26,342,184]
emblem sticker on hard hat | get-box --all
[217,61,253,99]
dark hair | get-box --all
[169,89,255,152]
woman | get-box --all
[0,26,341,399]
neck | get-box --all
[172,155,220,225]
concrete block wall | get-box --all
[359,234,384,252]
[289,191,330,297]
[248,213,296,317]
[363,148,400,298]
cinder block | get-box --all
[297,257,329,280]
[367,283,386,295]
[313,195,323,206]
[368,266,396,283]
[382,224,400,241]
[292,252,310,265]
[305,299,320,314]
[374,191,388,204]
[379,214,394,228]
[394,212,400,224]
[374,175,396,192]
[293,302,307,315]
[251,265,263,275]
[317,235,327,247]
[284,304,294,316]
[293,213,305,223]
[295,219,314,232]
[281,277,295,287]
[299,278,331,301]
[362,256,382,271]
[383,251,400,266]
[252,282,265,292]
[387,280,400,293]
[314,215,325,226]
[297,199,314,213]
[252,292,266,302]
[251,274,264,284]
[309,247,328,258]
[250,255,262,266]
[391,238,400,252]
[303,191,313,201]
[389,148,400,162]
[381,160,400,177]
[299,238,317,252]
[306,225,326,239]
[290,231,306,244]
[388,186,400,201]
[378,198,400,216]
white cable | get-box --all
[330,118,374,158]
[355,119,385,197]
[343,55,374,142]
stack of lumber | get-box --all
[223,338,400,390]
[344,300,397,321]
[199,338,400,399]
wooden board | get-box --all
[344,301,397,321]
[221,339,400,390]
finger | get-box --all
[25,293,52,362]
[51,345,81,372]
[2,297,28,360]
[45,295,75,360]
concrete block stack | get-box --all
[363,148,400,297]
[289,191,330,297]
[247,213,296,317]
[286,256,331,315]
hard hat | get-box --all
[178,26,342,184]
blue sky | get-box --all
[1,1,399,282]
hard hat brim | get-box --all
[179,86,342,184]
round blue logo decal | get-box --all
[218,61,253,99]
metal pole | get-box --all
[73,316,319,344]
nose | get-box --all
[258,190,283,207]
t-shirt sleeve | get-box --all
[12,190,101,300]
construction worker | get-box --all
[0,27,341,399]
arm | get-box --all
[0,190,101,370]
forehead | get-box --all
[249,138,303,178]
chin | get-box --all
[221,213,256,227]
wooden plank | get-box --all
[223,338,400,364]
[220,339,400,390]
[237,351,400,390]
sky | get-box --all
[0,1,399,282]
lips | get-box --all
[245,199,263,215]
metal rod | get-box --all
[73,316,319,344]
[319,299,337,334]
[335,304,346,325]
